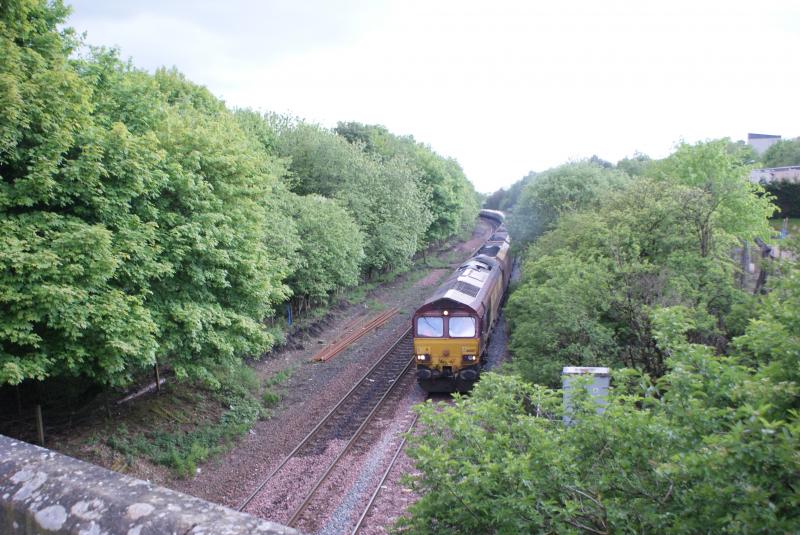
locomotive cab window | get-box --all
[448,317,476,337]
[416,316,444,337]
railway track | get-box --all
[350,411,420,534]
[237,327,415,527]
[289,358,418,533]
[235,218,504,530]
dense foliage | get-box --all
[0,0,478,390]
[615,151,653,177]
[507,162,629,248]
[286,193,364,301]
[507,141,774,385]
[269,119,436,274]
[1,3,160,386]
[762,138,800,168]
[1,0,291,388]
[335,122,479,243]
[482,171,536,214]
[406,298,800,533]
[407,140,796,533]
[764,181,800,218]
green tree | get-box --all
[508,161,628,247]
[274,119,433,274]
[482,187,507,210]
[498,171,537,213]
[615,151,652,176]
[762,138,800,168]
[335,153,433,273]
[726,139,759,165]
[143,81,289,383]
[652,139,775,257]
[275,120,356,198]
[734,265,800,403]
[287,193,364,302]
[507,144,777,385]
[1,1,160,386]
[1,8,290,389]
[335,121,479,242]
[507,250,618,385]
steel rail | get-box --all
[314,310,384,362]
[314,307,399,362]
[351,411,420,535]
[314,308,396,361]
[237,327,413,513]
[286,356,416,527]
[237,216,498,516]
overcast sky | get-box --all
[65,0,800,193]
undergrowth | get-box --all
[106,365,267,478]
[261,367,294,409]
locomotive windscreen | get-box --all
[478,245,500,257]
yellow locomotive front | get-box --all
[414,307,481,392]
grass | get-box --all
[261,389,281,408]
[346,280,381,305]
[422,250,462,269]
[261,367,295,409]
[105,365,267,478]
[401,268,430,288]
[266,368,294,387]
[421,256,451,269]
[365,298,387,311]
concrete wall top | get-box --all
[0,434,298,535]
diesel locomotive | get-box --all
[413,210,511,393]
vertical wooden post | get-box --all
[35,404,45,446]
[739,240,750,288]
[154,362,161,394]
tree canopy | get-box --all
[286,194,364,301]
[507,141,775,386]
[761,138,800,168]
[507,161,628,247]
[407,141,797,534]
[335,121,479,243]
[0,0,478,389]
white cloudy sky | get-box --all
[66,0,800,193]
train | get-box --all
[413,209,512,393]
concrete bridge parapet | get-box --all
[0,434,298,535]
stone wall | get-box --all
[0,434,297,535]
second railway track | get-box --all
[238,327,415,528]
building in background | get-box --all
[750,166,800,184]
[747,133,782,155]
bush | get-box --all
[404,341,800,533]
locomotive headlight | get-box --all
[463,354,477,362]
[416,354,430,362]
